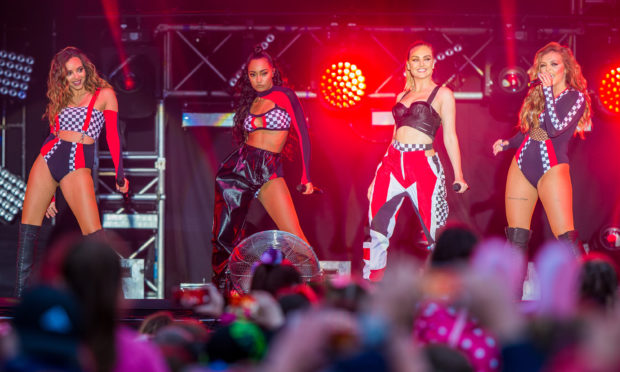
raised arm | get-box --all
[541,86,585,137]
[101,88,128,192]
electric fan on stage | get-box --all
[228,230,321,293]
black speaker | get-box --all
[101,45,161,120]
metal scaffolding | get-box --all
[97,100,166,299]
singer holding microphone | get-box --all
[211,48,314,288]
[492,42,591,256]
[363,41,468,281]
[15,47,128,297]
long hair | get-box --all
[43,46,112,128]
[232,48,283,144]
[404,41,435,91]
[518,42,591,134]
[62,237,122,372]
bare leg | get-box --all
[505,158,538,229]
[537,164,574,237]
[258,177,309,244]
[59,168,102,235]
[21,155,58,225]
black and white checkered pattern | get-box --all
[542,86,585,131]
[539,141,551,173]
[517,137,531,169]
[392,141,433,152]
[244,107,291,132]
[68,142,78,172]
[264,108,291,130]
[58,107,105,140]
[433,172,449,227]
[43,140,61,161]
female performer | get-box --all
[211,48,314,288]
[15,47,128,296]
[493,42,591,256]
[363,41,468,281]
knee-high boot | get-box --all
[14,223,40,298]
[506,227,536,300]
[85,228,107,242]
[558,230,583,257]
[505,227,532,253]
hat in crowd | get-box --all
[12,285,83,365]
[205,320,267,364]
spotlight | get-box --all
[0,167,26,224]
[599,66,620,115]
[498,66,528,94]
[320,61,366,109]
[0,50,34,100]
[599,226,620,251]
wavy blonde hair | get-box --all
[518,42,591,134]
[404,41,435,91]
[43,46,111,128]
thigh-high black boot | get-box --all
[14,223,40,298]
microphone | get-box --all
[296,184,324,194]
[528,78,542,88]
[452,183,469,192]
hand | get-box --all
[116,178,129,194]
[193,284,225,318]
[301,182,314,195]
[45,200,58,219]
[453,179,469,193]
[249,290,285,330]
[538,72,553,87]
[492,139,508,156]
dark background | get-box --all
[0,0,619,297]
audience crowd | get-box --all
[1,225,619,372]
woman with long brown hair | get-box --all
[211,48,314,289]
[493,42,591,256]
[15,46,128,297]
[363,41,468,281]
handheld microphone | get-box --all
[528,78,542,88]
[296,184,324,194]
[453,183,470,192]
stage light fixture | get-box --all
[0,167,26,224]
[599,66,620,115]
[320,61,366,109]
[0,50,34,100]
[498,66,528,94]
[599,226,620,251]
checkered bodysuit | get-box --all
[504,86,585,187]
[363,86,448,281]
[211,86,312,283]
[40,89,124,185]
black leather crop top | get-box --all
[392,85,442,139]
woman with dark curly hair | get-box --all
[211,48,314,288]
[15,46,128,297]
[493,42,591,257]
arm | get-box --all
[541,86,585,137]
[101,88,128,192]
[439,87,468,192]
[284,89,312,186]
[496,130,525,152]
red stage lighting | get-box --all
[599,66,620,115]
[320,61,366,109]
